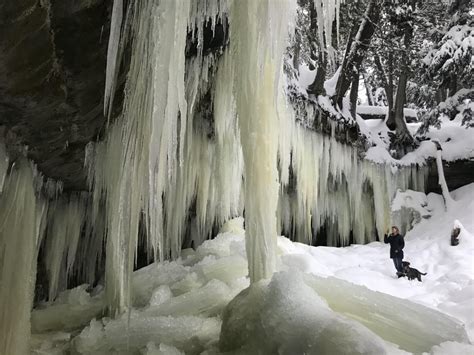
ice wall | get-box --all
[86,0,232,314]
[277,113,428,245]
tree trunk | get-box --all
[362,70,374,106]
[374,52,396,128]
[389,17,417,158]
[349,73,359,118]
[334,0,381,108]
[307,1,327,96]
[308,50,327,96]
[392,23,413,140]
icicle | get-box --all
[104,0,123,119]
[0,143,8,192]
[0,160,46,355]
[44,194,87,300]
[94,0,226,315]
[434,142,455,210]
[312,0,344,60]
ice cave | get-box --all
[0,0,473,354]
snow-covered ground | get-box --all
[361,116,474,165]
[31,184,474,354]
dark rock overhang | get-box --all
[0,0,112,191]
[0,1,229,192]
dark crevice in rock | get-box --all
[426,158,474,194]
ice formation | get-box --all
[0,6,430,352]
[0,159,48,355]
[78,0,429,314]
[230,0,295,282]
[219,271,389,354]
[45,194,88,300]
[0,1,468,354]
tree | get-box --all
[333,0,382,110]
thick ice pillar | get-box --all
[0,160,46,355]
[230,0,294,282]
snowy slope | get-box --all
[31,184,474,354]
[280,183,474,339]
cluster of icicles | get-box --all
[0,0,427,353]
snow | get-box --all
[30,183,474,354]
[293,62,317,94]
[323,67,340,96]
[357,105,417,119]
[424,24,474,71]
[415,114,474,162]
[362,111,474,165]
[391,189,432,235]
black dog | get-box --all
[402,261,427,282]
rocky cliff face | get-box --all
[426,159,474,194]
[0,0,111,191]
[0,1,231,191]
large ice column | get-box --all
[230,0,295,282]
[0,160,47,355]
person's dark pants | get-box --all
[392,257,403,273]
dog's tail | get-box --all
[421,272,427,275]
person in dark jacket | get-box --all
[384,226,405,275]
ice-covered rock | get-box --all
[141,342,184,355]
[31,285,105,333]
[132,261,189,307]
[193,255,248,284]
[303,273,470,354]
[149,285,172,307]
[426,341,474,355]
[73,314,220,354]
[218,217,245,235]
[30,331,71,355]
[392,189,431,235]
[220,271,389,354]
[195,231,246,260]
[148,279,232,317]
[170,272,205,296]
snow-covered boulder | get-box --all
[391,189,431,235]
[219,271,389,354]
